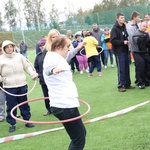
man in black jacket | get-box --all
[110,13,135,92]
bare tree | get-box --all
[13,0,24,30]
[4,0,17,31]
[24,0,46,30]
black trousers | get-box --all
[41,84,51,112]
[51,107,86,150]
[133,52,150,86]
[70,56,79,72]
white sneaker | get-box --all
[85,69,89,73]
[111,65,114,68]
[80,71,83,74]
[104,65,107,69]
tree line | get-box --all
[0,0,149,31]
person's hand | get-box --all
[76,42,84,50]
[124,40,129,45]
[33,77,38,81]
[52,68,65,74]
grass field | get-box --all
[1,50,150,150]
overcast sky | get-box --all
[0,0,100,14]
[43,0,100,12]
[0,0,100,29]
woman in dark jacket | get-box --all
[34,38,51,116]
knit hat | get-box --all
[2,40,15,51]
[39,38,46,45]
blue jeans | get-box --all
[51,107,86,150]
[104,50,114,66]
[108,50,114,65]
[104,50,109,66]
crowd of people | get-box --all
[1,11,150,150]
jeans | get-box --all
[104,50,109,66]
[104,50,114,66]
[108,50,114,65]
[51,107,86,150]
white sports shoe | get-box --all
[111,65,114,68]
[80,70,83,74]
[85,69,89,73]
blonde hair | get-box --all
[45,29,60,51]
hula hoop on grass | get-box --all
[0,80,37,97]
[11,97,90,124]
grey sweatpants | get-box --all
[0,90,5,119]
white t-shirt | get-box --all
[43,51,79,108]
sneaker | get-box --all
[25,123,35,128]
[43,111,51,116]
[104,65,107,69]
[88,73,93,77]
[85,69,89,73]
[9,125,16,132]
[98,72,102,76]
[118,87,126,92]
[111,64,114,68]
[125,86,135,89]
[138,85,145,89]
[80,70,83,74]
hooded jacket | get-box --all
[0,40,38,88]
[110,21,129,56]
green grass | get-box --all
[1,50,150,150]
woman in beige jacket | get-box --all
[0,40,38,132]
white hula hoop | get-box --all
[0,80,37,97]
[79,48,86,56]
[97,46,103,55]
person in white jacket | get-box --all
[43,35,86,150]
[0,40,38,132]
